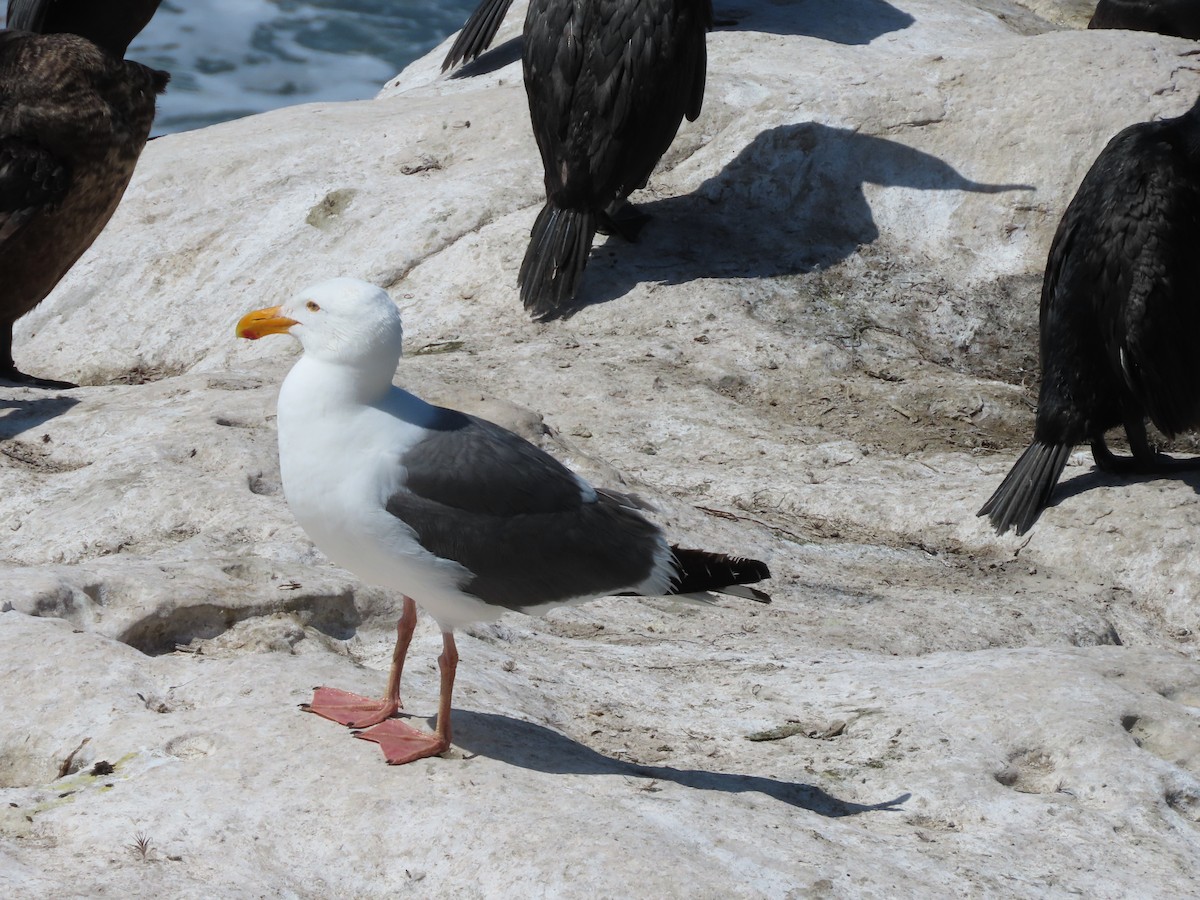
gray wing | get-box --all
[398,409,589,515]
[385,411,667,610]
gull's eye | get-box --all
[306,300,321,312]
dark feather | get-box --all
[977,441,1072,535]
[980,93,1200,533]
[384,403,769,611]
[1089,0,1200,39]
[519,0,712,315]
[518,203,596,318]
[398,409,589,516]
[0,136,69,242]
[441,0,515,71]
[7,0,163,58]
[667,547,771,601]
[0,6,166,381]
[386,486,667,611]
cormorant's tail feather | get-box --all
[519,203,596,320]
[667,547,771,603]
[977,441,1072,536]
[441,0,515,71]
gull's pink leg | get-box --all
[356,630,458,765]
[302,596,417,728]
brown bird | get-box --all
[1,0,166,386]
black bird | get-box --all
[441,0,514,71]
[519,0,712,319]
[1089,0,1200,40]
[1,0,166,387]
[979,95,1200,535]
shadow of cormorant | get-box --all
[0,395,79,441]
[569,121,1034,313]
[448,0,915,78]
[720,0,915,43]
[1047,459,1200,507]
[443,709,911,816]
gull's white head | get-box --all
[237,277,404,367]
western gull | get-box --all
[519,0,712,319]
[1,0,166,387]
[237,278,771,765]
[978,93,1200,536]
[1089,1,1200,39]
[441,0,514,71]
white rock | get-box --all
[4,1,1200,895]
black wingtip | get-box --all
[668,547,771,601]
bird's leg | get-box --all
[1091,419,1200,474]
[1125,416,1159,467]
[302,595,418,728]
[0,322,76,389]
[1122,415,1200,471]
[1091,436,1136,473]
[356,630,458,765]
[597,200,651,242]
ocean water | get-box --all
[4,0,484,134]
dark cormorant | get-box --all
[441,0,514,71]
[519,0,712,319]
[978,95,1200,535]
[1,0,166,387]
[1089,0,1200,39]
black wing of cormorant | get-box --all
[441,0,515,71]
[5,0,161,58]
[525,0,711,200]
[1091,121,1200,434]
[585,0,711,195]
[523,0,584,192]
[7,0,53,32]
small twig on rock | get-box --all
[58,737,90,778]
[126,832,154,862]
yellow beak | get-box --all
[236,306,298,340]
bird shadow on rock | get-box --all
[1049,460,1200,508]
[0,395,80,441]
[565,122,1035,315]
[448,709,911,817]
[447,0,914,78]
[719,0,915,43]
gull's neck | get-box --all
[282,353,398,412]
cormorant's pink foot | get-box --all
[355,719,450,765]
[301,686,400,728]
